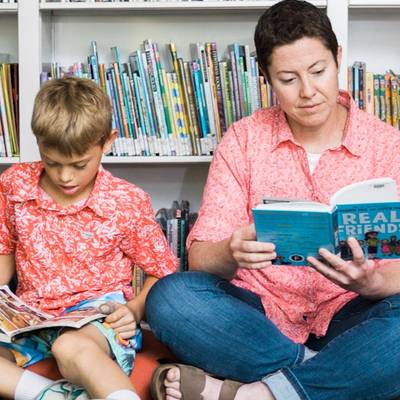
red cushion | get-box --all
[27,330,175,400]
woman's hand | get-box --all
[229,223,277,269]
[307,237,382,297]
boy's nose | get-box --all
[59,169,73,183]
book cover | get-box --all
[253,178,399,266]
[0,286,105,343]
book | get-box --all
[0,286,106,343]
[252,177,400,266]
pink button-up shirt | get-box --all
[0,163,177,315]
[188,91,400,343]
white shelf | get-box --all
[40,1,326,11]
[0,157,19,164]
[102,156,212,164]
[3,0,396,208]
[0,3,17,13]
[350,0,400,7]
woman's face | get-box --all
[268,37,341,133]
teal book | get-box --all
[252,178,399,266]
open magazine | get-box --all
[252,177,399,266]
[0,285,106,343]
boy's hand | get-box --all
[101,302,138,340]
[229,223,276,269]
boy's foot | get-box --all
[35,379,90,400]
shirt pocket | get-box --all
[74,229,120,262]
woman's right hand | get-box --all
[229,223,276,269]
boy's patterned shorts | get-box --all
[0,291,142,376]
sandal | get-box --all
[150,363,243,400]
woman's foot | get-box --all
[164,366,275,400]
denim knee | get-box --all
[145,273,180,329]
[146,273,204,329]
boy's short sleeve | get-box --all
[0,182,16,254]
[120,191,177,278]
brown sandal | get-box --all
[150,363,243,400]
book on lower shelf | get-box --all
[252,177,400,266]
[0,285,105,343]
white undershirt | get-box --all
[307,152,322,174]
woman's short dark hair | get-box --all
[254,0,338,81]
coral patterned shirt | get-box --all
[188,91,400,343]
[0,163,177,315]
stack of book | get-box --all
[131,200,197,295]
[0,62,19,158]
[348,62,400,130]
[41,40,276,157]
[156,200,198,272]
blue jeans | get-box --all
[146,271,400,400]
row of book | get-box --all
[0,1,17,3]
[42,40,277,157]
[0,64,19,158]
[348,62,400,130]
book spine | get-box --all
[210,42,226,134]
[169,43,191,155]
[205,42,222,144]
[143,40,170,156]
[373,74,380,120]
[379,74,386,122]
[183,61,201,156]
[384,73,392,126]
[365,71,374,116]
[0,65,12,156]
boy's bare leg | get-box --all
[52,324,136,399]
[0,347,23,399]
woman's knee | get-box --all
[145,271,219,331]
[146,273,189,324]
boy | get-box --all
[0,77,177,400]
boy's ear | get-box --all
[103,129,118,154]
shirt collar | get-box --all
[9,162,113,218]
[271,90,362,157]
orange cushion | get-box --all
[27,330,175,400]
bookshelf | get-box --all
[2,0,398,210]
[0,3,18,165]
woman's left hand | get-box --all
[307,237,381,296]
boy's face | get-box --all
[38,133,115,206]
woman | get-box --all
[147,1,400,399]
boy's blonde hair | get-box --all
[31,77,113,157]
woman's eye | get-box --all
[281,78,295,84]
